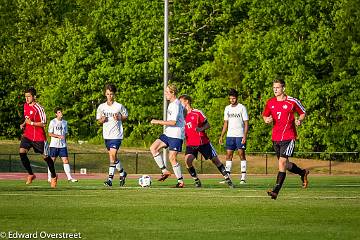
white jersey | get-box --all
[48,118,68,148]
[164,99,185,139]
[224,103,249,137]
[96,101,128,140]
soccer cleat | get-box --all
[225,178,235,188]
[194,179,202,188]
[104,180,113,187]
[240,179,246,184]
[174,182,184,188]
[50,175,58,188]
[26,174,36,185]
[158,170,171,182]
[69,178,78,183]
[119,171,127,186]
[267,190,278,200]
[301,169,310,188]
[219,180,226,184]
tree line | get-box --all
[0,0,359,152]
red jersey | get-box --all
[23,102,47,141]
[262,96,306,141]
[184,109,210,146]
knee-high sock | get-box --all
[115,160,125,177]
[44,156,56,178]
[63,163,73,180]
[154,154,166,170]
[187,166,198,180]
[225,160,232,174]
[172,163,183,182]
[108,165,116,181]
[287,162,305,176]
[217,164,230,179]
[241,160,247,180]
[273,171,286,194]
[20,153,33,175]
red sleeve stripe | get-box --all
[34,103,47,123]
[288,96,306,113]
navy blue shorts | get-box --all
[49,147,68,158]
[186,143,217,160]
[159,134,183,152]
[226,137,246,151]
[105,139,122,150]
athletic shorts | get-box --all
[49,147,68,158]
[20,136,49,156]
[273,140,295,158]
[226,137,246,151]
[159,134,183,152]
[186,143,217,160]
[105,139,122,150]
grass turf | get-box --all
[0,176,359,240]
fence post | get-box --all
[73,153,76,174]
[200,154,203,174]
[329,153,332,175]
[135,152,138,174]
[265,153,268,175]
[9,154,12,172]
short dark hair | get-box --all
[105,84,117,93]
[273,79,285,87]
[179,94,192,105]
[228,88,238,98]
[54,107,63,113]
[25,87,36,96]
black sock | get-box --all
[44,156,56,178]
[217,164,229,178]
[19,153,33,175]
[187,166,198,179]
[287,162,304,176]
[273,171,286,193]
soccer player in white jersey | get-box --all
[96,84,128,187]
[219,89,249,184]
[47,107,77,183]
[150,84,185,188]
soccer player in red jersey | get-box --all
[262,79,309,199]
[19,87,58,188]
[179,95,234,188]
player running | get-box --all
[219,89,249,184]
[263,79,309,200]
[19,87,58,188]
[96,84,128,187]
[47,107,78,183]
[179,95,234,188]
[150,84,185,188]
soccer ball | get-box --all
[138,175,152,187]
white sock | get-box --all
[154,154,165,169]
[63,164,72,180]
[108,165,116,181]
[115,160,122,171]
[172,163,183,182]
[241,160,247,180]
[225,160,232,174]
[47,168,51,181]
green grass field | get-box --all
[0,176,359,240]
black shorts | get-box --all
[273,140,295,158]
[20,136,49,156]
[186,143,217,160]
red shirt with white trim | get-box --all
[23,102,47,141]
[262,96,306,141]
[184,109,210,146]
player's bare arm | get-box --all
[263,115,273,124]
[49,132,65,139]
[242,120,249,144]
[219,120,228,145]
[113,113,127,122]
[295,113,306,126]
[24,117,46,127]
[150,119,177,126]
[196,120,210,132]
